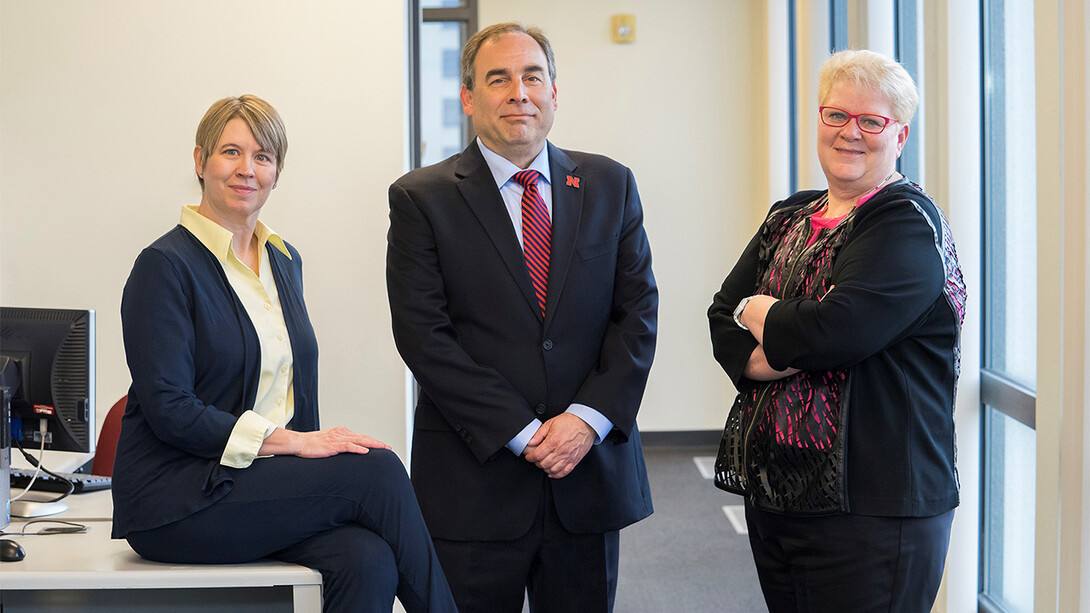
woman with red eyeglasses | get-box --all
[708,49,967,613]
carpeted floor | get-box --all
[612,444,765,612]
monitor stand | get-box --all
[10,499,68,518]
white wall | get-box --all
[0,1,410,458]
[0,1,770,464]
[477,0,766,432]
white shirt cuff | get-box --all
[566,404,613,444]
[506,419,544,456]
[220,411,278,468]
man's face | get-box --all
[461,32,557,168]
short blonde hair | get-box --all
[194,94,287,189]
[818,49,918,124]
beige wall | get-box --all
[478,0,766,431]
[0,0,410,459]
[0,0,768,474]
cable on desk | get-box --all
[11,421,76,503]
[9,420,51,502]
[1,519,89,537]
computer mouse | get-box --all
[0,538,26,562]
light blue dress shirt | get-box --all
[475,138,615,455]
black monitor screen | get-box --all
[0,307,95,454]
[2,387,10,530]
[1,386,9,525]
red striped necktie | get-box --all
[514,169,550,318]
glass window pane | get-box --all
[983,0,1036,389]
[830,0,849,52]
[419,21,466,167]
[421,0,463,7]
[895,0,922,182]
[442,98,462,128]
[982,407,1036,612]
[981,1,1037,610]
[441,49,460,80]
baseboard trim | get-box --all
[641,430,720,448]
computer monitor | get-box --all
[2,387,10,530]
[0,307,96,456]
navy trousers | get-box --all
[433,481,619,613]
[745,500,954,613]
[125,450,457,613]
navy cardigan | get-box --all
[112,226,319,538]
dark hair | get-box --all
[461,23,555,90]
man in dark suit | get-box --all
[387,22,658,613]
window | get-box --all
[893,0,922,182]
[786,0,798,194]
[417,20,471,167]
[830,0,849,52]
[441,49,460,80]
[442,97,462,128]
[408,0,477,169]
[979,0,1037,610]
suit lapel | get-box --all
[455,143,540,316]
[544,143,582,329]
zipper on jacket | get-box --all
[779,225,828,300]
[741,384,774,493]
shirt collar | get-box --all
[180,205,291,264]
[476,137,551,190]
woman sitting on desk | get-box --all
[112,95,457,613]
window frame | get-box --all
[407,0,478,171]
[978,0,1039,609]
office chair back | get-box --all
[91,395,126,477]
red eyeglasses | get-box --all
[819,106,898,134]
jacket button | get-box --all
[542,339,553,350]
[535,404,546,415]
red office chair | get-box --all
[91,395,127,477]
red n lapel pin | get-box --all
[566,175,580,188]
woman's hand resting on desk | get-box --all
[258,426,391,458]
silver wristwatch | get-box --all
[733,295,754,331]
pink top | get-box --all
[805,212,847,247]
[805,185,885,248]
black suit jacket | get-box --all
[387,141,657,541]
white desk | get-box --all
[11,488,113,521]
[2,491,322,613]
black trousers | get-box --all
[433,481,619,613]
[125,450,458,613]
[745,500,954,613]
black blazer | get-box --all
[387,141,657,540]
[112,226,319,538]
